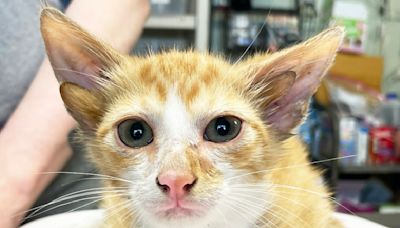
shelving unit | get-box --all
[209,0,301,60]
[134,0,210,54]
[339,165,400,174]
[145,15,195,30]
[216,6,300,16]
[312,106,400,228]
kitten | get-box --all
[40,8,344,228]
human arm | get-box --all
[0,0,150,227]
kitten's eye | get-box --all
[117,119,153,148]
[204,116,242,143]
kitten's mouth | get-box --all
[161,207,195,218]
[155,199,204,219]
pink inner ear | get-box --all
[52,48,105,90]
[61,65,101,90]
[265,62,327,133]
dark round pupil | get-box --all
[130,122,144,140]
[215,118,230,136]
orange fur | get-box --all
[41,8,344,228]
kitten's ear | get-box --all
[247,27,344,136]
[40,8,121,89]
[40,8,121,131]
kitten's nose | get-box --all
[156,171,197,199]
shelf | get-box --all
[212,6,299,16]
[144,15,195,30]
[234,8,299,15]
[339,165,400,174]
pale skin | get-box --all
[0,0,150,227]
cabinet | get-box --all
[134,0,210,55]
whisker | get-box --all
[22,192,127,222]
[271,184,356,215]
[65,194,122,214]
[104,199,137,226]
[221,198,256,226]
[229,182,354,216]
[267,200,309,228]
[131,201,146,228]
[119,204,136,227]
[40,171,133,184]
[233,19,268,66]
[52,190,127,205]
[226,155,355,181]
[262,208,290,228]
[231,187,309,210]
[55,186,129,202]
[17,188,127,218]
[231,183,330,199]
[225,192,276,228]
[214,205,229,226]
[229,192,302,228]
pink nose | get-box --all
[157,171,196,199]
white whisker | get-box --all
[233,19,268,66]
[40,171,133,184]
[226,155,355,181]
[23,193,127,222]
[229,192,302,228]
[231,186,309,210]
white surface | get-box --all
[333,212,387,228]
[21,210,104,228]
[22,209,387,228]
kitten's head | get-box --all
[41,8,343,226]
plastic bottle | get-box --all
[356,121,369,165]
[366,115,383,164]
[381,93,400,162]
[369,93,399,164]
[381,93,400,126]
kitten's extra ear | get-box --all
[40,8,121,131]
[40,8,121,89]
[248,27,344,136]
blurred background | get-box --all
[63,0,399,226]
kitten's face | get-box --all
[94,53,276,225]
[40,8,343,227]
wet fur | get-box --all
[40,8,344,228]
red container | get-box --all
[395,129,400,163]
[369,126,397,164]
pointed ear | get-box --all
[247,27,344,136]
[40,8,121,131]
[40,7,121,89]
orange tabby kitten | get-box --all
[40,8,344,228]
